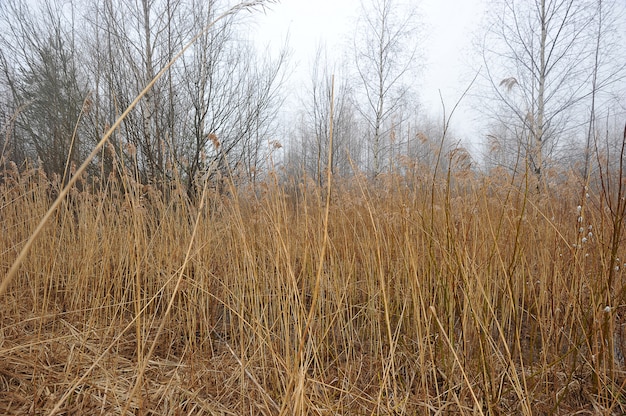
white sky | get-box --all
[253,0,488,152]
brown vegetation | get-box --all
[1,159,625,415]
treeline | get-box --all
[0,0,625,198]
[0,0,288,197]
[0,0,466,196]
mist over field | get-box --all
[1,0,626,414]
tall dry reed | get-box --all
[1,158,625,415]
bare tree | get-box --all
[353,0,419,176]
[581,0,626,180]
[480,0,625,183]
[176,1,287,194]
[0,0,289,196]
[0,0,88,179]
[86,0,188,185]
[80,0,286,193]
[294,45,360,185]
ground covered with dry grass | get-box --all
[1,162,626,415]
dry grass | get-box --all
[1,159,626,415]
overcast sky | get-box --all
[253,0,488,152]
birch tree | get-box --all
[354,0,418,176]
[480,0,624,183]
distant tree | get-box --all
[480,0,625,184]
[295,45,360,185]
[353,0,419,176]
[0,72,26,168]
[0,0,88,179]
[87,0,286,193]
[580,0,626,180]
[0,0,286,196]
[405,110,455,175]
[483,105,525,174]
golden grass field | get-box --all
[1,158,625,415]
